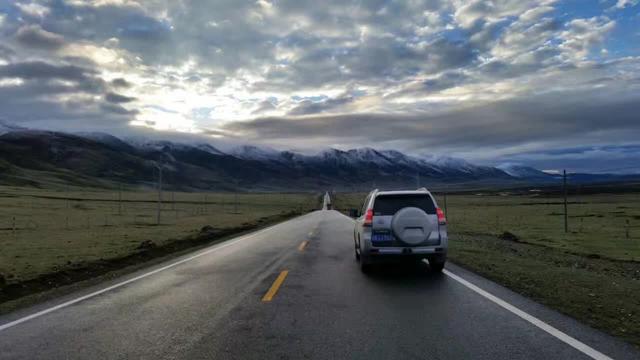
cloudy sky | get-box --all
[0,0,639,173]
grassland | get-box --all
[332,190,640,346]
[0,186,319,291]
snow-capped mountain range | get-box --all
[0,119,26,135]
[2,124,631,190]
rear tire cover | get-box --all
[391,207,432,245]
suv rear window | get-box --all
[373,194,436,215]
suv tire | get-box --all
[359,256,372,273]
[429,259,445,273]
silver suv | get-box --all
[353,188,447,273]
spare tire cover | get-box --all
[391,207,433,245]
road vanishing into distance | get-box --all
[0,194,638,360]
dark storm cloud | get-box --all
[100,102,138,115]
[251,100,277,115]
[0,89,132,130]
[222,88,640,153]
[427,38,477,70]
[497,145,640,174]
[110,78,132,88]
[255,34,477,92]
[288,93,355,115]
[423,71,469,91]
[0,61,95,81]
[14,25,65,50]
[105,92,136,103]
[0,58,132,130]
[0,44,15,61]
[40,0,174,64]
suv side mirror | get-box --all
[349,209,360,218]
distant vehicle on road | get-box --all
[353,188,447,273]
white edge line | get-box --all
[0,218,295,332]
[443,269,613,360]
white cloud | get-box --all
[559,16,616,60]
[519,6,555,23]
[612,0,639,10]
[453,0,557,29]
[15,2,50,18]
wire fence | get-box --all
[0,188,320,283]
[332,190,640,260]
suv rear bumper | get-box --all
[368,246,445,255]
[364,250,446,264]
[363,246,447,262]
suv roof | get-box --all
[369,188,433,197]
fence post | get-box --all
[444,192,448,215]
[563,169,568,233]
[118,185,122,215]
[156,165,163,225]
[203,194,207,215]
[234,190,238,214]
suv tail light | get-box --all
[436,207,446,225]
[363,209,373,227]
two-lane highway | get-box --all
[0,208,638,359]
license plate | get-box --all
[372,233,393,242]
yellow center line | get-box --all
[261,270,289,302]
[298,240,309,252]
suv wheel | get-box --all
[360,258,372,273]
[429,259,445,273]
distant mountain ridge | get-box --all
[497,163,551,179]
[0,126,634,191]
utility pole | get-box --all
[66,185,70,209]
[563,169,568,233]
[156,163,163,225]
[118,184,122,215]
[234,180,239,214]
[444,192,448,215]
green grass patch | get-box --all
[449,234,640,346]
[0,186,320,286]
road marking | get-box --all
[298,241,308,252]
[262,270,289,302]
[443,269,613,360]
[0,219,294,333]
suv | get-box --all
[353,188,447,273]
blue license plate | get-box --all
[372,233,393,242]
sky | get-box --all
[0,0,639,173]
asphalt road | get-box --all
[0,203,638,359]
